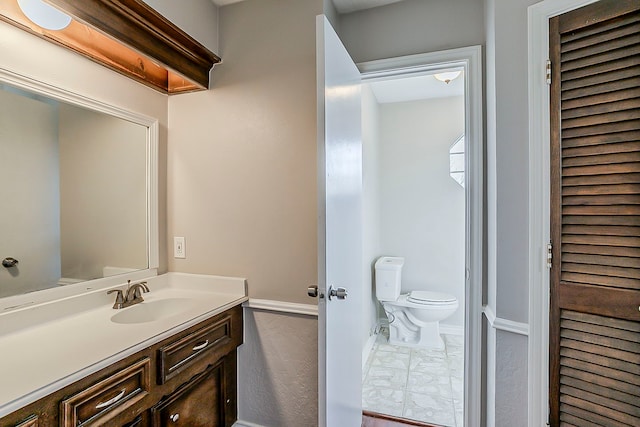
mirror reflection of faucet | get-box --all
[107,280,150,309]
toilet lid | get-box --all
[408,291,457,305]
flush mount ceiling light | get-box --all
[17,0,71,30]
[0,0,221,94]
[434,71,462,84]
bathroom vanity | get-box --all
[0,273,247,427]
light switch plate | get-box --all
[174,236,186,259]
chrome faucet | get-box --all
[107,280,150,309]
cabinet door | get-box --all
[151,364,224,427]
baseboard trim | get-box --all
[483,305,529,336]
[233,421,269,427]
[242,298,318,317]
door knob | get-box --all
[328,286,348,300]
[169,413,180,422]
[308,285,318,298]
[2,257,18,268]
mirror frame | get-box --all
[0,66,159,311]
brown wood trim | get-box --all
[362,411,443,427]
[49,0,220,88]
[0,0,219,94]
[558,282,640,321]
[558,0,640,33]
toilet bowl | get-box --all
[375,257,459,349]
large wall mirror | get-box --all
[0,70,158,301]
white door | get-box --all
[316,15,363,427]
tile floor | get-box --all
[362,330,464,427]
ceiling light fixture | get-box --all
[434,71,462,84]
[17,0,71,30]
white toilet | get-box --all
[375,256,459,349]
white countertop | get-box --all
[0,272,248,418]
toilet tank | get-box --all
[375,256,404,301]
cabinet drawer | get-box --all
[158,313,235,384]
[60,358,150,427]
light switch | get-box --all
[174,236,186,259]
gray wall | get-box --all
[338,0,485,63]
[485,0,540,424]
[143,0,219,53]
[238,309,318,426]
[164,0,322,426]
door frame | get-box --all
[527,1,600,426]
[359,45,483,427]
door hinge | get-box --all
[546,60,552,85]
[547,242,553,269]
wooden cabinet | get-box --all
[1,305,242,427]
[60,358,150,427]
[151,363,224,427]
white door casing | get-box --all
[316,15,363,427]
[527,1,600,425]
[359,46,484,426]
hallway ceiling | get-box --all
[212,0,407,13]
[369,72,465,104]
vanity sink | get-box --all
[110,298,194,324]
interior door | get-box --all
[316,15,363,427]
[548,1,640,425]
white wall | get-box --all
[378,96,466,328]
[0,89,60,297]
[361,85,382,344]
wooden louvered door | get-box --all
[549,1,640,426]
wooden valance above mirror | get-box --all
[0,0,221,94]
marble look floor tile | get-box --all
[412,347,447,361]
[362,334,464,427]
[410,355,450,374]
[406,375,452,399]
[376,342,412,354]
[365,365,408,389]
[372,350,411,370]
[403,392,456,427]
[451,376,464,400]
[362,385,405,417]
[453,399,464,427]
[443,334,464,348]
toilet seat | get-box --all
[407,291,457,306]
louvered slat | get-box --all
[562,142,640,159]
[559,310,640,425]
[562,243,640,258]
[561,377,638,408]
[561,74,640,100]
[562,253,640,269]
[563,183,640,196]
[563,172,640,186]
[561,130,640,148]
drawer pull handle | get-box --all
[170,413,180,422]
[95,388,126,409]
[192,340,209,351]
